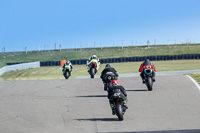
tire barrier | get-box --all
[7,54,200,67]
[40,61,60,66]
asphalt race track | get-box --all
[0,75,200,133]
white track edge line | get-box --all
[185,75,200,91]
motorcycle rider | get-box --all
[100,64,119,91]
[108,80,128,115]
[86,54,100,72]
[62,60,73,76]
[139,59,156,83]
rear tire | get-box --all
[116,104,124,121]
[146,77,153,91]
[65,71,70,79]
[90,68,95,79]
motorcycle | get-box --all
[63,63,72,79]
[103,72,117,91]
[88,59,98,78]
[112,89,127,121]
[143,67,154,91]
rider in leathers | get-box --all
[139,59,156,83]
[62,60,73,76]
[100,64,118,91]
[86,54,100,72]
[107,80,128,115]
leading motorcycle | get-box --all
[63,63,72,79]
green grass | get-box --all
[1,60,200,81]
[1,44,200,68]
[1,44,200,82]
[188,73,200,84]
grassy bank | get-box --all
[1,60,200,81]
[1,44,200,68]
[188,73,200,84]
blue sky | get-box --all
[0,0,200,52]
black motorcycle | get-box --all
[103,72,117,91]
[143,68,154,91]
[112,89,127,121]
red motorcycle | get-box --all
[89,61,97,78]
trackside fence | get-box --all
[0,61,40,76]
[6,54,200,67]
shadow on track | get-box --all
[76,118,117,121]
[103,129,200,133]
[126,89,147,92]
[76,95,107,98]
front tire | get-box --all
[116,104,124,121]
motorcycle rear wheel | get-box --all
[64,71,70,79]
[116,104,124,121]
[146,77,153,91]
[90,68,95,78]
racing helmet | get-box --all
[111,80,118,85]
[66,60,70,63]
[105,64,111,68]
[92,54,97,59]
[144,59,150,63]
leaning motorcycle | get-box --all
[143,67,154,91]
[63,63,72,79]
[112,90,127,121]
[88,59,98,78]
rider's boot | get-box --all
[142,79,145,84]
[104,83,107,91]
[70,71,72,76]
[110,104,115,115]
[141,74,145,84]
[152,77,155,82]
[123,100,128,109]
[87,66,90,72]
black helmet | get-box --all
[105,64,111,68]
[144,59,150,62]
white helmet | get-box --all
[92,54,97,59]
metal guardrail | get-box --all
[0,61,40,76]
